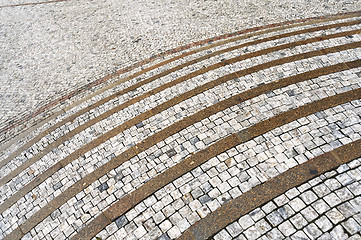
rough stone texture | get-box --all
[0,3,361,240]
[0,0,361,141]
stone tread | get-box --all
[2,28,360,199]
[90,100,361,240]
[1,12,361,240]
[1,13,361,162]
[1,10,360,144]
[2,21,360,177]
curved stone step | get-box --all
[1,12,360,163]
[2,27,360,189]
[3,88,358,239]
[2,18,359,176]
[1,13,361,240]
[179,141,361,240]
[1,38,359,217]
[3,60,360,240]
[209,160,361,239]
[71,90,361,240]
[3,12,358,147]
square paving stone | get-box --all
[238,215,254,229]
[115,215,129,229]
[98,182,109,192]
[266,228,284,240]
[291,230,309,240]
[290,213,308,230]
[301,206,319,222]
[326,209,345,224]
[337,202,358,218]
[277,205,295,220]
[342,218,361,235]
[267,211,284,227]
[166,149,177,158]
[53,182,63,191]
[330,225,348,239]
[158,233,171,240]
[278,220,296,236]
[315,216,333,232]
[304,223,322,239]
[199,195,212,205]
[226,222,243,237]
[243,226,261,240]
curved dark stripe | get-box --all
[0,41,360,218]
[7,66,361,240]
[179,139,361,240]
[1,12,360,145]
[2,19,359,172]
[0,0,67,8]
[1,28,360,188]
[71,88,361,240]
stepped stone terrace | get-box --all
[0,1,361,240]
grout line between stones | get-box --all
[71,89,361,240]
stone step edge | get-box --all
[1,28,359,189]
[178,139,361,240]
[4,84,360,240]
[69,89,361,240]
[1,16,360,172]
[1,10,360,153]
[0,41,359,222]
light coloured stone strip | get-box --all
[2,18,359,172]
[0,41,360,238]
[211,160,361,240]
[0,47,358,238]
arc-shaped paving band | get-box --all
[0,12,360,154]
[1,28,360,191]
[0,11,360,140]
[70,89,361,240]
[1,51,361,239]
[1,16,360,239]
[178,139,361,240]
[1,38,360,216]
[1,17,359,170]
[1,21,360,178]
[2,45,361,239]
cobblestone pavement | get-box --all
[1,0,361,143]
[0,2,361,240]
